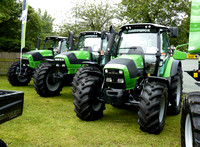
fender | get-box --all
[163,57,181,77]
[147,76,170,88]
[82,61,102,69]
[81,61,103,77]
[171,60,182,77]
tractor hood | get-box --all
[104,55,144,90]
[54,51,95,74]
[21,50,53,68]
[22,50,53,61]
[55,51,92,64]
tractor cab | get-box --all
[38,36,70,55]
[76,31,108,65]
[113,23,178,76]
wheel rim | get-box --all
[46,71,60,91]
[17,75,28,82]
[92,96,102,112]
[176,76,181,106]
[159,94,166,123]
[185,113,193,147]
[16,67,29,83]
[92,103,102,111]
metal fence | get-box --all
[0,52,20,75]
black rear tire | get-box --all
[7,61,32,86]
[181,92,200,147]
[168,66,183,115]
[138,81,168,134]
[33,62,63,97]
[72,67,105,121]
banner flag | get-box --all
[20,0,28,72]
[21,0,28,50]
[188,0,200,54]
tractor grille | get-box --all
[104,69,126,89]
[55,58,68,72]
[22,58,29,67]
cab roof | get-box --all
[120,23,170,31]
[45,36,68,40]
[80,31,102,36]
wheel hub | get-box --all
[185,113,193,147]
[46,71,61,91]
[176,76,181,106]
[159,94,166,123]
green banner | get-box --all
[188,0,200,54]
[21,0,28,50]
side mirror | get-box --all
[36,36,40,50]
[105,26,117,64]
[68,31,74,50]
[101,30,106,39]
[170,27,178,38]
[106,26,117,52]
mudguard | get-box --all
[163,57,181,77]
[147,76,170,87]
[170,60,182,77]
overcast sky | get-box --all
[28,0,121,29]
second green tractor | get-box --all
[33,31,109,97]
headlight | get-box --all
[56,64,59,67]
[106,78,112,82]
[62,64,65,67]
[55,58,64,61]
[119,70,123,74]
[105,69,108,73]
[117,78,124,83]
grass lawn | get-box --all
[0,75,181,146]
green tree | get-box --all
[59,0,118,37]
[38,9,55,37]
[119,0,191,48]
[0,0,16,23]
[0,0,55,52]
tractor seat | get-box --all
[128,46,144,55]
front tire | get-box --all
[33,62,63,97]
[7,61,32,86]
[181,92,200,147]
[0,139,7,147]
[138,81,168,134]
[168,66,183,115]
[72,67,105,121]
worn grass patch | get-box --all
[0,75,181,146]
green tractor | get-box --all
[72,23,187,134]
[33,31,109,97]
[7,36,70,86]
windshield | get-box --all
[44,39,58,50]
[44,39,69,53]
[60,40,69,52]
[118,32,158,54]
[77,35,108,52]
